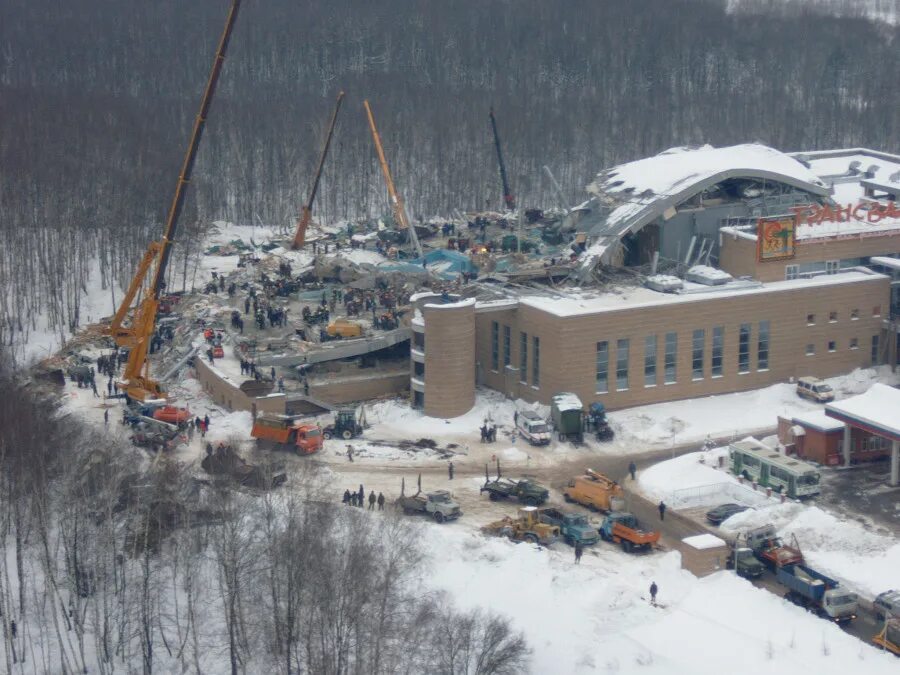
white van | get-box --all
[796,377,834,403]
[516,410,551,445]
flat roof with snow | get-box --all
[519,269,883,318]
[826,383,900,442]
[683,533,727,550]
[792,410,845,433]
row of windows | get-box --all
[806,335,879,361]
[490,323,542,388]
[597,322,770,393]
[806,306,880,324]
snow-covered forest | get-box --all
[0,377,528,673]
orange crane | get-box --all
[362,100,423,258]
[291,91,345,249]
[110,0,242,401]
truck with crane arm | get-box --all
[489,107,515,211]
[107,0,242,402]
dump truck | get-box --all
[482,506,560,546]
[776,564,858,623]
[251,414,323,455]
[323,408,363,440]
[396,475,461,524]
[551,392,584,443]
[873,618,900,655]
[481,464,549,506]
[743,524,804,569]
[727,546,765,579]
[563,469,625,512]
[538,508,599,546]
[598,512,660,553]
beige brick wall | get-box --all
[422,301,476,417]
[313,372,409,404]
[720,229,900,282]
[195,359,287,415]
[473,275,889,411]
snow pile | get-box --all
[721,502,900,598]
[204,409,254,444]
[337,249,386,266]
[422,525,897,674]
[611,367,899,447]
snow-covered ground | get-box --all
[424,524,898,674]
[609,366,899,448]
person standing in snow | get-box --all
[658,501,666,521]
[448,461,454,480]
[368,491,376,510]
[574,541,583,564]
[650,581,658,606]
[377,493,385,510]
[347,445,354,462]
[343,489,351,505]
[358,485,365,506]
[628,461,637,481]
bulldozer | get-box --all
[482,506,560,546]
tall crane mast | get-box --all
[363,100,423,258]
[489,107,516,211]
[113,0,242,401]
[291,91,345,249]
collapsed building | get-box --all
[412,144,900,425]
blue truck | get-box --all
[776,564,858,623]
[538,508,600,546]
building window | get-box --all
[692,329,705,380]
[738,324,751,373]
[850,309,859,321]
[757,321,770,371]
[871,335,880,364]
[785,265,799,281]
[413,331,425,350]
[664,332,677,384]
[806,343,815,356]
[414,361,425,377]
[491,322,499,371]
[828,340,836,352]
[873,305,882,318]
[616,339,629,391]
[532,336,540,387]
[519,332,527,383]
[849,337,859,350]
[825,260,839,274]
[807,313,815,325]
[644,335,657,387]
[711,326,724,377]
[503,325,511,367]
[596,341,609,393]
[829,311,838,323]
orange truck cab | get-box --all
[251,414,323,455]
[564,468,625,512]
[153,405,191,425]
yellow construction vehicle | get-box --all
[563,468,626,512]
[362,100,423,258]
[109,0,242,401]
[291,91,344,249]
[482,506,560,546]
[325,318,363,339]
[873,618,900,655]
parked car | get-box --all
[705,503,749,525]
[874,590,900,621]
[796,376,834,403]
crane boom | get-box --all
[117,0,242,401]
[542,165,569,213]
[291,91,345,249]
[489,107,515,211]
[363,100,423,258]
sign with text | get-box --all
[757,215,796,262]
[790,201,900,225]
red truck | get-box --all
[251,414,322,455]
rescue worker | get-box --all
[574,541,584,564]
[347,445,354,462]
[358,484,365,506]
[448,461,454,480]
[368,491,376,510]
[343,489,352,505]
[377,492,385,510]
[629,461,637,481]
[658,500,666,521]
[650,581,658,606]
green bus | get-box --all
[729,440,820,498]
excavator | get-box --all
[489,107,515,211]
[291,91,345,249]
[363,100,423,258]
[108,0,242,402]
